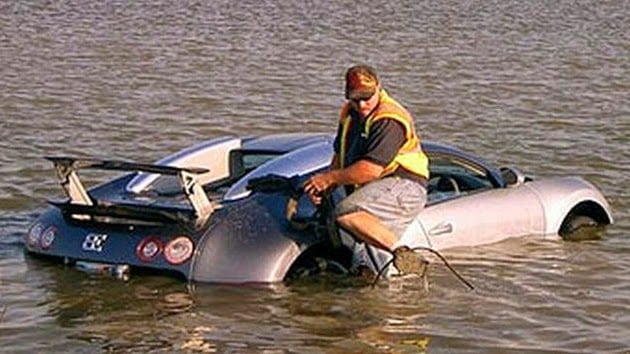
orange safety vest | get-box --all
[338,90,429,179]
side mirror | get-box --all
[500,167,527,187]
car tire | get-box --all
[559,214,599,241]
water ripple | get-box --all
[0,0,628,352]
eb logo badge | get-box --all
[82,233,108,252]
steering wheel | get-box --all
[436,175,461,195]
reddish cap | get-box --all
[345,65,379,100]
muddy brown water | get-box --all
[1,1,628,353]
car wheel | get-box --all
[559,214,600,241]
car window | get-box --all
[427,154,494,204]
[241,153,280,173]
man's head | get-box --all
[345,64,379,100]
[345,65,381,118]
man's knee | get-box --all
[336,210,373,228]
[336,211,358,228]
[336,210,375,229]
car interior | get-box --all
[427,154,495,204]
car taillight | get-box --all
[164,236,194,265]
[27,223,44,248]
[136,237,163,262]
[40,226,57,249]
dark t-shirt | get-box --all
[333,109,406,168]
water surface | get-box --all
[1,1,628,353]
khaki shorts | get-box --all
[335,176,427,238]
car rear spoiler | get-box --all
[45,156,214,228]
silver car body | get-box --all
[131,132,613,279]
[27,133,613,283]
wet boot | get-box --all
[393,246,429,276]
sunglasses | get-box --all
[347,90,376,104]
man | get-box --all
[303,64,430,275]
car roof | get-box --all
[242,133,333,152]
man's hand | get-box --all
[303,160,384,204]
[303,172,337,205]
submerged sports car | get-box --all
[25,133,613,283]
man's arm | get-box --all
[326,159,383,186]
[303,159,383,199]
[304,118,404,199]
[330,153,340,170]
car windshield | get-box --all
[427,154,494,204]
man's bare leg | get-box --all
[338,210,428,276]
[336,210,397,252]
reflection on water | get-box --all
[32,263,439,353]
[8,236,628,353]
[0,0,628,352]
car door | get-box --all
[402,153,546,251]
